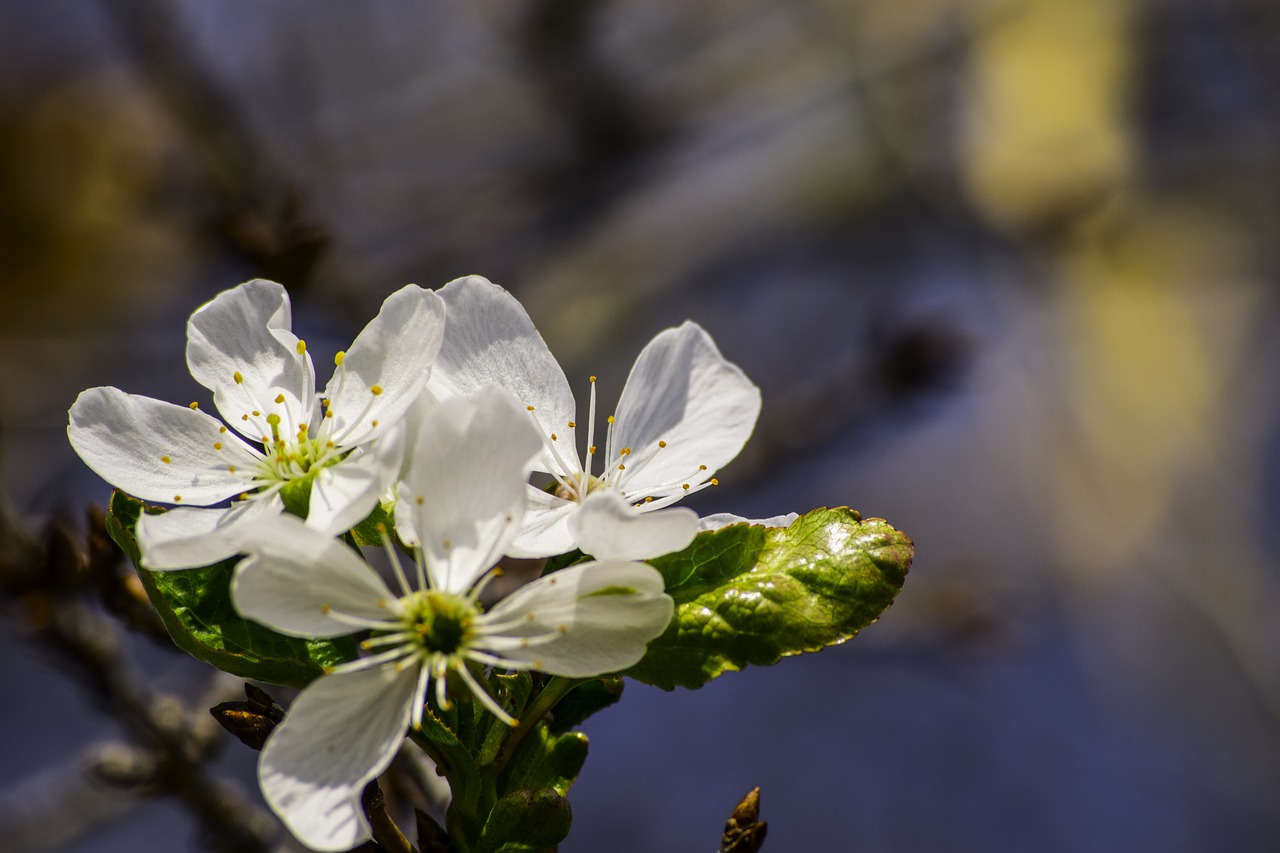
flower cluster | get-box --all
[68,275,765,851]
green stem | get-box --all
[490,676,583,775]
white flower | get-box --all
[67,279,445,568]
[231,388,673,851]
[425,276,761,561]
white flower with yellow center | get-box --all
[67,278,445,568]
[424,276,762,561]
[231,388,673,852]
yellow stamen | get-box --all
[370,384,383,396]
[189,402,199,410]
[213,442,222,450]
[296,340,307,354]
[568,421,576,428]
[334,351,345,366]
[233,371,243,384]
[160,456,170,464]
[274,393,285,404]
[658,440,667,448]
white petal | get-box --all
[507,485,577,559]
[480,561,672,677]
[232,515,396,637]
[68,387,260,505]
[698,511,799,531]
[260,664,417,852]
[137,494,285,570]
[323,285,446,447]
[569,492,697,561]
[404,388,542,593]
[611,322,760,496]
[428,276,577,472]
[186,279,316,443]
[307,423,406,536]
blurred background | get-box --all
[2,0,1280,850]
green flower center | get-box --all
[399,590,477,656]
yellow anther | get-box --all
[239,493,250,500]
[174,495,182,502]
[370,384,383,396]
[233,371,244,384]
[252,410,261,417]
[415,496,425,505]
[371,419,379,427]
[699,464,707,471]
[550,433,558,441]
[376,598,387,608]
[644,496,654,503]
[334,351,346,366]
[160,456,171,464]
[296,340,307,354]
[189,402,199,410]
[682,483,690,491]
[618,464,625,471]
[658,440,667,448]
[568,421,576,428]
[607,415,615,424]
[320,604,331,614]
[557,625,569,635]
[274,393,286,404]
[710,478,719,486]
[533,659,544,669]
[213,442,222,450]
[589,445,597,455]
[219,426,227,433]
[620,447,631,456]
[589,375,597,382]
[493,567,505,577]
[228,465,237,473]
[527,405,535,411]
[324,409,334,418]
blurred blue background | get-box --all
[3,1,1280,850]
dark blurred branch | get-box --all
[99,0,329,288]
[0,501,276,852]
[514,0,669,231]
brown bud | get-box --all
[721,787,768,853]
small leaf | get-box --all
[478,788,572,853]
[546,677,624,735]
[498,725,589,799]
[626,507,911,690]
[106,491,355,688]
[349,501,396,547]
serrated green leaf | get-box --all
[625,507,911,690]
[478,788,572,853]
[106,491,356,688]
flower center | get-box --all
[531,375,716,509]
[399,590,477,656]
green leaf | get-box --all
[625,507,912,690]
[106,491,356,688]
[497,725,589,799]
[546,677,624,735]
[478,788,572,853]
[349,500,397,547]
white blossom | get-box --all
[67,279,444,569]
[231,388,673,851]
[424,276,761,561]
